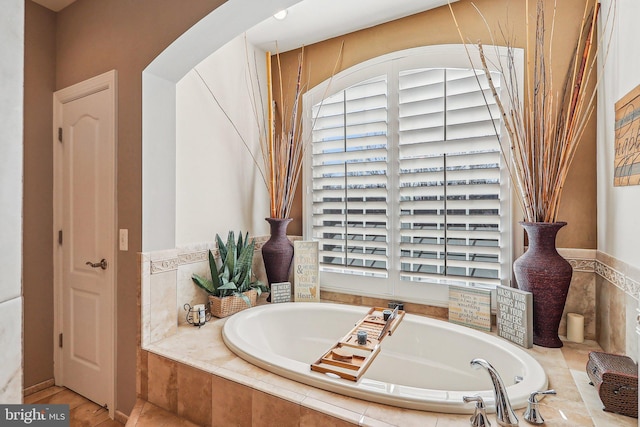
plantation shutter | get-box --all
[311,76,389,277]
[398,68,503,284]
[309,64,504,286]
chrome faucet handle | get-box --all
[463,395,491,427]
[523,390,556,425]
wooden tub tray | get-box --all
[310,306,405,381]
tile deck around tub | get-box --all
[143,298,636,427]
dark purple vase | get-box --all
[262,218,294,301]
[513,221,573,348]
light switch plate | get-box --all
[119,229,128,251]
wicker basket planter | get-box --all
[208,289,257,318]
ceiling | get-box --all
[245,0,455,53]
[32,0,455,52]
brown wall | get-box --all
[278,0,598,248]
[52,0,225,414]
[23,0,56,389]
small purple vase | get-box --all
[513,221,573,348]
[261,218,294,301]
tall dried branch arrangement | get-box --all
[450,0,614,223]
[196,40,343,220]
[264,44,344,219]
[265,49,306,219]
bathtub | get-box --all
[222,302,547,414]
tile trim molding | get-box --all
[148,235,293,274]
[567,259,596,272]
[595,258,640,301]
[594,261,626,288]
[147,244,639,300]
[150,257,180,274]
[593,250,640,301]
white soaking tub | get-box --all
[222,302,547,414]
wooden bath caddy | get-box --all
[310,306,405,381]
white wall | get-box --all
[0,0,24,403]
[176,36,270,244]
[142,0,301,252]
[597,0,640,268]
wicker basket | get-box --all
[587,351,638,418]
[208,289,257,318]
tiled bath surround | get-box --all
[142,243,638,357]
[141,236,292,347]
[139,243,639,425]
[136,310,636,426]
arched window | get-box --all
[303,45,523,304]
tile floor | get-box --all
[24,386,123,427]
[126,400,199,427]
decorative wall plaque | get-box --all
[293,241,320,302]
[496,285,533,348]
[270,282,291,304]
[614,83,640,186]
[448,285,491,332]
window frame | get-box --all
[302,45,524,306]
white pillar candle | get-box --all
[566,313,584,343]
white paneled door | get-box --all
[53,71,117,416]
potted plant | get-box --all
[192,231,268,318]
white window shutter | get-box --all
[311,76,389,277]
[309,59,507,288]
[398,68,503,285]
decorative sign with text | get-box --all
[448,286,491,332]
[614,83,640,186]
[270,282,291,304]
[293,241,320,302]
[496,285,533,348]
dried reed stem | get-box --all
[449,0,612,223]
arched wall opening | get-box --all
[142,0,302,252]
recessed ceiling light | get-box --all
[273,9,288,20]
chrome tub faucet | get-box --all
[470,358,519,427]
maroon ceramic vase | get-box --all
[513,221,572,348]
[261,218,294,301]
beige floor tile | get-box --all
[136,401,197,427]
[125,400,145,427]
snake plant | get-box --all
[192,231,267,306]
